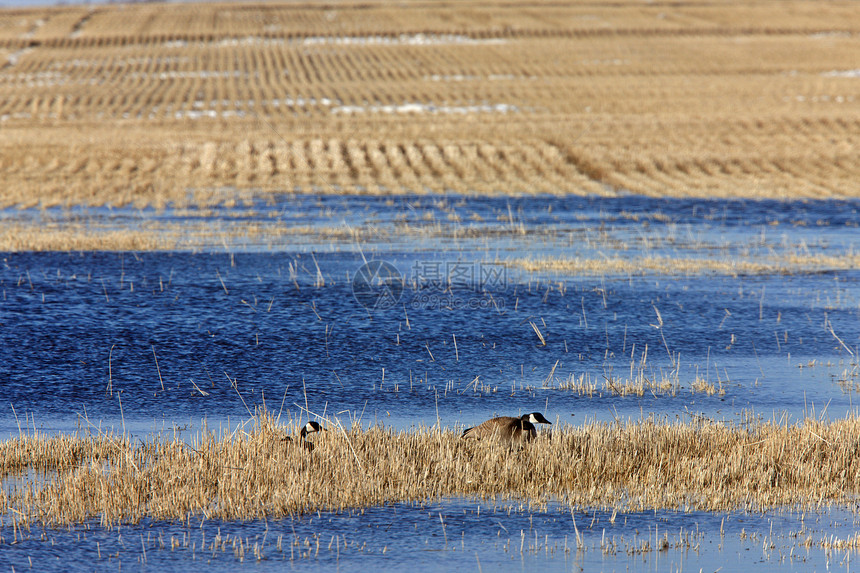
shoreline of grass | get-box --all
[7,233,857,278]
[3,411,860,529]
[509,254,860,277]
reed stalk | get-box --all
[4,410,860,528]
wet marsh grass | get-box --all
[4,410,860,530]
[554,371,715,398]
[509,253,860,277]
[4,201,859,263]
[0,215,380,251]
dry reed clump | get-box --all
[0,220,376,251]
[0,223,179,251]
[1,431,129,476]
[691,376,726,396]
[602,374,677,397]
[812,533,860,551]
[5,411,860,528]
[558,373,678,397]
[510,254,860,277]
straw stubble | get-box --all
[3,411,860,528]
[2,0,860,215]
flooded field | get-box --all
[6,502,860,572]
[2,193,860,571]
[3,0,860,568]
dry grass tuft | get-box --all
[691,376,726,396]
[4,411,860,528]
[0,220,373,251]
[510,254,860,277]
[813,533,860,551]
[0,223,179,251]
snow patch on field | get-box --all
[162,34,507,49]
[822,69,860,78]
[300,33,507,46]
[424,74,529,82]
[332,102,519,114]
[166,99,520,119]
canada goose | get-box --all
[283,421,325,451]
[461,412,551,446]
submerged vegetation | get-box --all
[510,253,860,277]
[3,410,860,530]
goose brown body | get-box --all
[461,412,551,446]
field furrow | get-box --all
[0,0,858,204]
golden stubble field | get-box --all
[1,0,859,211]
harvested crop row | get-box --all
[1,0,859,205]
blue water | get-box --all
[2,194,860,571]
[0,251,857,434]
[2,501,859,572]
[8,193,859,258]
